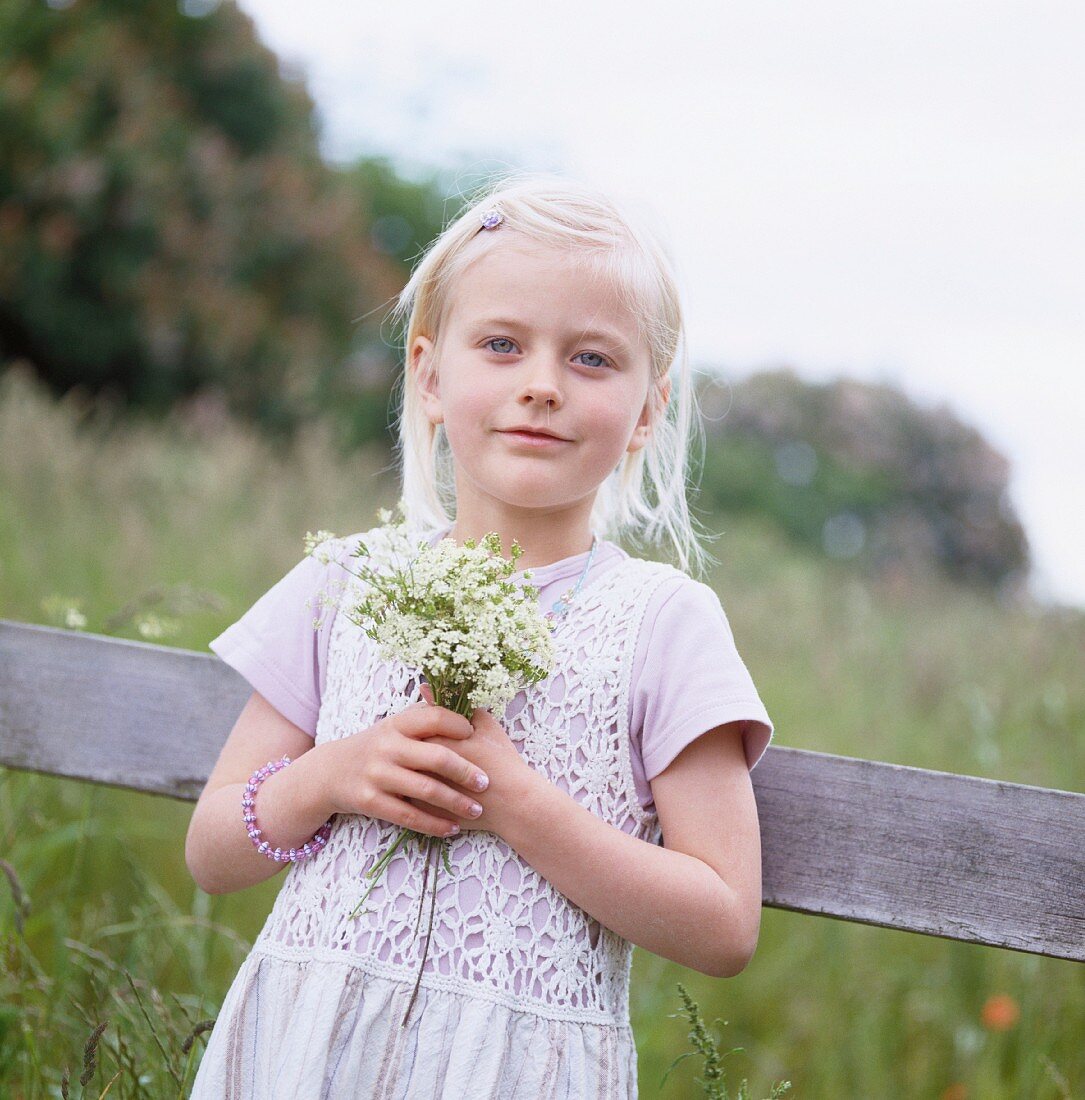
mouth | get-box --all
[498,428,571,445]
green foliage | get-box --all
[0,0,420,443]
[0,769,231,1099]
[695,368,1030,592]
[698,431,895,548]
[344,157,453,269]
[311,156,454,455]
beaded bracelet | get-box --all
[243,756,333,862]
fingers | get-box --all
[397,702,474,740]
[366,790,462,839]
[389,765,485,825]
[346,696,491,839]
[405,740,489,795]
[469,706,501,731]
[410,682,496,740]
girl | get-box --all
[186,173,774,1099]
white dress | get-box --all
[191,525,683,1099]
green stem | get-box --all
[348,828,419,920]
[412,837,433,937]
[401,839,440,1029]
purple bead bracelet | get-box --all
[243,755,333,862]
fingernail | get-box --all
[468,802,483,817]
[447,824,460,836]
[474,773,489,791]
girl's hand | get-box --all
[406,682,538,841]
[322,699,491,839]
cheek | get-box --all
[440,381,494,456]
[585,390,641,446]
[441,373,491,424]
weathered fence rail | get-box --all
[2,618,1082,962]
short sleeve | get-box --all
[208,542,349,737]
[633,577,774,783]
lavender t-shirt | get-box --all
[209,533,774,812]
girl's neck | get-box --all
[445,521,596,572]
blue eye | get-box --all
[484,338,611,369]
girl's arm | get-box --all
[488,719,763,978]
[186,690,488,895]
[185,691,336,894]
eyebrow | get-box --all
[467,317,633,354]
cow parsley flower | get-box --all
[308,504,554,717]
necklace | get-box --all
[544,535,599,620]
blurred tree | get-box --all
[313,156,456,453]
[695,368,1030,593]
[0,0,414,442]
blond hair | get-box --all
[387,169,715,577]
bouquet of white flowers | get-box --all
[304,504,557,1024]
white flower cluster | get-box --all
[303,529,341,564]
[358,531,555,715]
[306,509,556,717]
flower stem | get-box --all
[413,836,433,937]
[348,827,418,920]
[401,838,441,1029]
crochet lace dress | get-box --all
[190,526,684,1099]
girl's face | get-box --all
[410,238,668,540]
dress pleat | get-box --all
[190,950,638,1099]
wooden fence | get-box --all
[2,618,1082,963]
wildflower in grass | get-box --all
[953,1022,984,1056]
[40,594,88,630]
[980,993,1020,1031]
[134,610,181,639]
[940,1084,969,1100]
[304,502,556,1019]
[662,982,792,1099]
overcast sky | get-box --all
[238,0,1085,607]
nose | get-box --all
[516,356,563,409]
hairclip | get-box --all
[478,207,503,231]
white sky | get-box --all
[239,0,1085,607]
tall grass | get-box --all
[2,363,1082,1098]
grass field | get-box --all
[2,365,1082,1098]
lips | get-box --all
[499,428,571,446]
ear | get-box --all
[410,335,443,425]
[627,374,671,454]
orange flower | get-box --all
[940,1084,968,1100]
[981,994,1020,1031]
